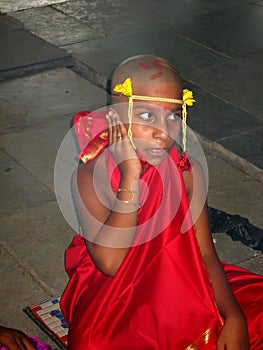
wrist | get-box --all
[120,176,140,191]
[224,310,247,324]
[120,170,141,182]
[116,178,141,210]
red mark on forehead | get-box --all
[139,59,177,80]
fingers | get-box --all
[106,109,126,145]
[106,109,118,145]
[117,117,129,139]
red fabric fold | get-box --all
[60,111,263,349]
[223,262,263,348]
[61,154,221,348]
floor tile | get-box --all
[187,52,263,119]
[0,0,67,13]
[53,0,198,36]
[212,233,256,267]
[63,26,230,79]
[197,0,257,11]
[0,67,106,133]
[0,117,77,191]
[0,244,55,345]
[0,151,55,219]
[163,3,263,58]
[0,202,72,293]
[185,82,262,141]
[236,254,263,275]
[218,127,263,169]
[0,13,23,32]
[54,0,255,36]
[0,29,71,77]
[10,6,102,47]
[207,154,263,227]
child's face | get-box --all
[119,79,182,166]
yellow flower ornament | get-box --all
[113,78,133,97]
[183,89,196,106]
[113,77,196,152]
[114,78,196,107]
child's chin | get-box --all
[144,155,168,166]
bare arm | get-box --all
[0,326,36,350]
[74,109,142,276]
[183,162,250,350]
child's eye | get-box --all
[168,113,180,121]
[139,112,153,120]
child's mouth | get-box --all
[145,148,168,157]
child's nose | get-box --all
[152,122,169,140]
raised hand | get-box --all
[217,316,250,350]
[106,109,142,180]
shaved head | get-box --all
[111,55,182,103]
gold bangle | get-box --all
[115,197,140,208]
[117,188,138,194]
[117,188,137,202]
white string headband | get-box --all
[113,78,196,152]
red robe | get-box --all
[60,111,263,349]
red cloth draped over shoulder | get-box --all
[60,111,263,349]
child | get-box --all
[60,55,263,349]
[0,325,51,350]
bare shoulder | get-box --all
[76,158,91,174]
[72,159,95,202]
[75,153,108,191]
[75,158,95,184]
[73,153,113,212]
[73,154,115,244]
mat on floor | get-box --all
[23,294,68,349]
